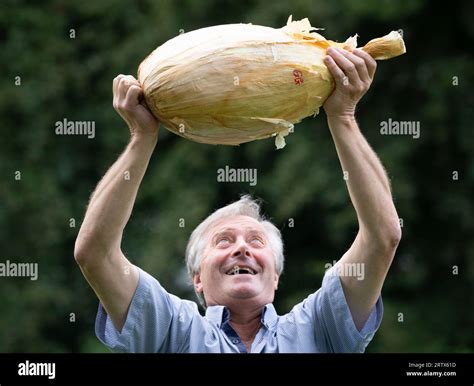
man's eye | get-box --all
[250,238,264,246]
[216,237,231,246]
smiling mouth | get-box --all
[226,265,257,275]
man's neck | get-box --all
[228,306,264,351]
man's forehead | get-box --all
[209,215,264,234]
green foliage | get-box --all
[0,0,472,352]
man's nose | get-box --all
[232,241,251,257]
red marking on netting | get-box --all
[293,69,304,85]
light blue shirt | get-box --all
[95,266,383,353]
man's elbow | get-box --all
[74,238,90,266]
[74,230,119,267]
[377,221,402,253]
[74,232,101,266]
[390,220,402,246]
[365,220,401,255]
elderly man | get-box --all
[75,47,401,353]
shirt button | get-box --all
[231,338,240,344]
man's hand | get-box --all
[323,48,377,119]
[113,74,160,139]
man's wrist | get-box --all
[326,113,361,140]
[326,112,357,123]
[129,132,158,151]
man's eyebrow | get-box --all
[212,228,237,236]
[210,228,266,246]
[210,229,235,243]
[244,226,266,234]
[215,229,266,241]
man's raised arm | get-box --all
[74,75,159,332]
[323,48,402,330]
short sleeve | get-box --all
[291,266,383,353]
[95,267,200,353]
[318,266,383,352]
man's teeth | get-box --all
[226,266,256,275]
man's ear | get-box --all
[274,272,279,291]
[193,273,203,293]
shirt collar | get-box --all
[205,303,278,329]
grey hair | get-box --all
[185,195,284,306]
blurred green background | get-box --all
[0,0,473,353]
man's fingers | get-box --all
[118,76,130,101]
[324,55,347,87]
[113,75,143,113]
[336,48,370,83]
[112,74,124,108]
[326,47,362,85]
[352,49,377,79]
[117,75,140,103]
[124,85,143,109]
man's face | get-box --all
[193,215,279,308]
